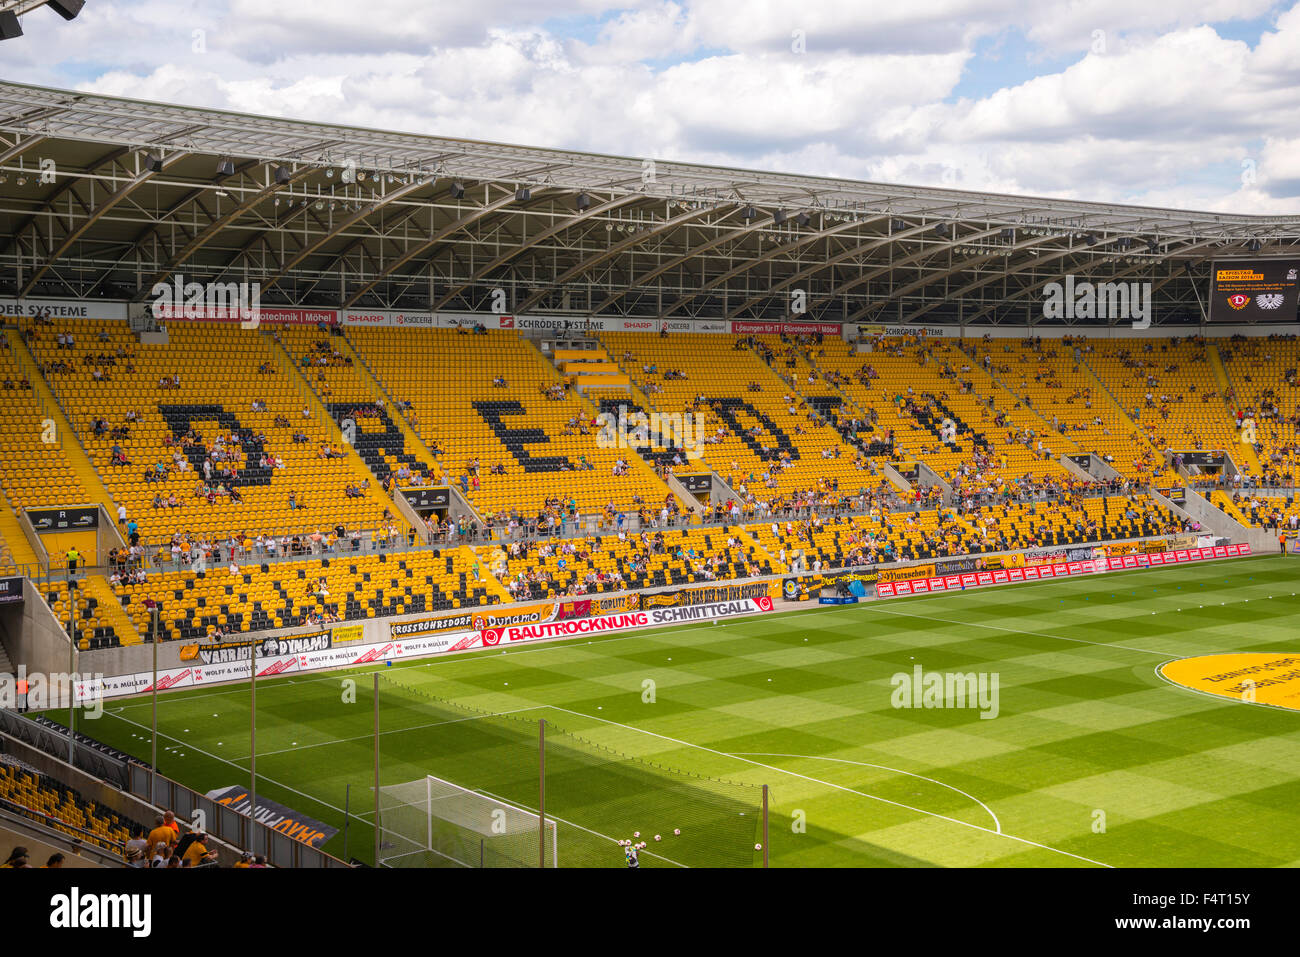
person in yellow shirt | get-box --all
[181,833,212,867]
[147,815,177,856]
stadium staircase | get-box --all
[333,329,445,479]
[550,342,631,394]
[0,509,42,572]
[600,344,718,497]
[79,574,142,647]
[530,338,682,512]
[457,544,511,602]
[730,524,787,573]
[1206,342,1263,475]
[969,350,1084,457]
[266,330,417,535]
[779,340,887,463]
[1075,352,1164,464]
[5,329,122,525]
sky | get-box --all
[2,0,1299,213]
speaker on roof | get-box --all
[0,11,22,40]
[48,0,85,20]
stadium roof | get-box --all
[1,79,1298,327]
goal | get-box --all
[377,774,558,868]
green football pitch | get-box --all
[52,555,1300,867]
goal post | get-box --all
[377,774,558,868]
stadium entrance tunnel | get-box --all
[1159,653,1300,711]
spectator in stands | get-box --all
[1,846,30,868]
[125,825,150,866]
[42,853,65,869]
[147,814,177,857]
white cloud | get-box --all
[0,0,1295,211]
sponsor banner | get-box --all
[786,570,879,599]
[437,314,734,334]
[612,318,729,334]
[977,553,1024,570]
[1102,543,1139,557]
[332,624,363,643]
[642,580,773,608]
[935,557,979,574]
[852,324,1300,341]
[556,599,593,620]
[341,310,440,328]
[27,507,99,531]
[0,298,128,321]
[92,627,477,699]
[0,576,24,604]
[390,611,479,638]
[731,320,843,336]
[180,631,332,666]
[156,305,338,325]
[471,602,558,631]
[1209,259,1300,323]
[1196,535,1219,549]
[393,311,438,327]
[589,594,642,615]
[875,543,1252,600]
[879,564,936,583]
[466,597,775,650]
[1140,539,1168,553]
[1024,548,1068,566]
[1161,486,1187,505]
[341,310,391,326]
[855,324,949,338]
[206,785,338,847]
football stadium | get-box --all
[0,4,1296,914]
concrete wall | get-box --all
[1176,487,1276,552]
[8,578,72,677]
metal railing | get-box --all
[0,793,127,863]
[124,764,350,869]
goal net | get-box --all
[378,774,558,868]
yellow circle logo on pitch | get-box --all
[1161,653,1300,711]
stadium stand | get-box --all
[601,331,871,507]
[481,524,778,600]
[22,318,400,546]
[114,548,494,642]
[970,336,1167,477]
[1218,336,1300,484]
[813,333,1081,490]
[0,757,135,855]
[0,317,1239,653]
[1086,337,1244,467]
[274,326,442,488]
[350,327,675,518]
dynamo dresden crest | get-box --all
[1227,294,1251,310]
